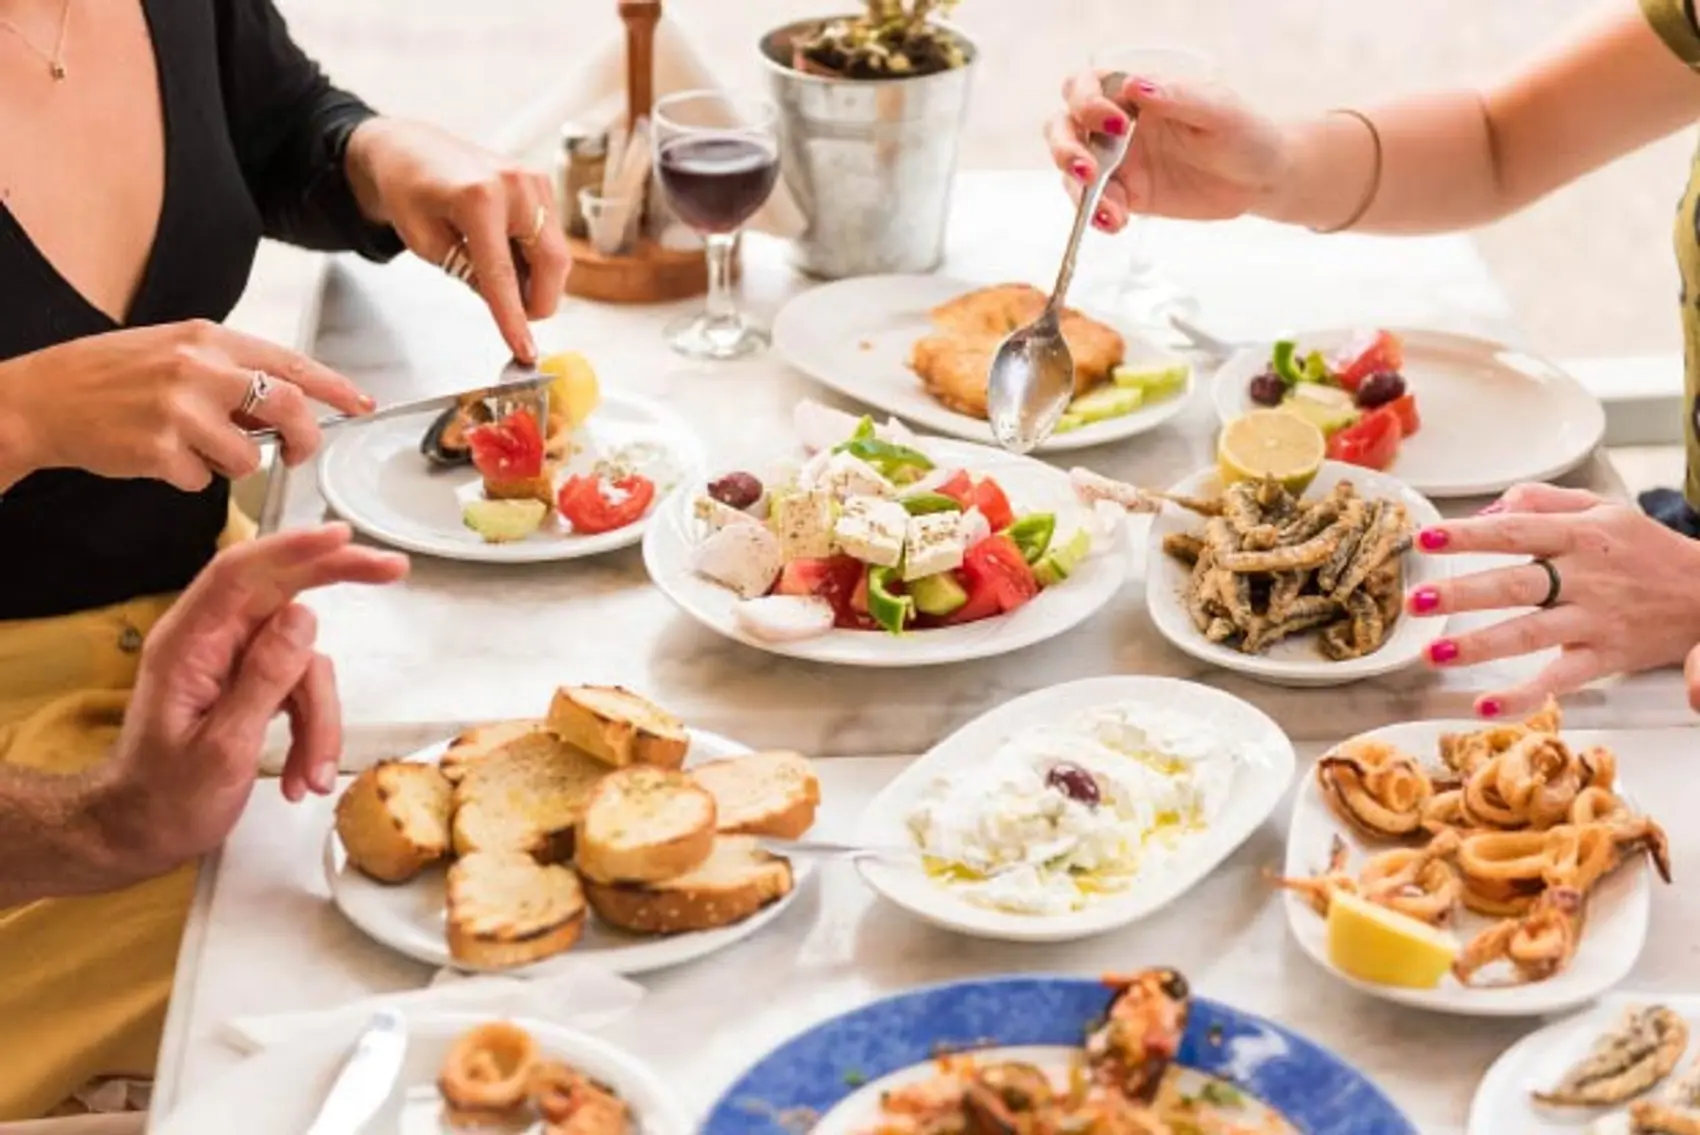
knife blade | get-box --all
[303,1008,408,1135]
[245,361,551,446]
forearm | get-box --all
[0,762,141,907]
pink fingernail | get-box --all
[1103,115,1127,136]
[1134,80,1161,97]
[1417,528,1449,552]
[358,393,377,412]
[1094,209,1114,229]
[1477,697,1504,719]
[1428,639,1459,665]
[1071,160,1092,181]
[311,764,336,793]
[1476,501,1504,516]
[1409,587,1440,614]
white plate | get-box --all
[326,730,814,976]
[1283,719,1652,1017]
[772,274,1194,452]
[157,1012,690,1135]
[854,676,1296,942]
[643,437,1130,667]
[1209,328,1605,498]
[1469,994,1700,1134]
[318,390,705,563]
[1145,460,1447,687]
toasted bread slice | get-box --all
[482,470,556,508]
[574,767,717,884]
[335,760,454,883]
[438,719,546,783]
[450,731,609,863]
[689,751,820,840]
[546,685,689,770]
[581,836,793,934]
[445,850,586,968]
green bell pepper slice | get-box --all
[1270,340,1302,386]
[833,436,935,483]
[899,491,962,516]
[866,565,914,634]
[1003,512,1056,564]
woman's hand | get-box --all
[345,119,572,364]
[1406,484,1700,717]
[1045,69,1290,233]
[0,321,372,492]
[97,524,408,878]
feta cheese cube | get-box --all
[904,512,967,581]
[693,495,760,533]
[691,523,783,600]
[816,451,895,502]
[834,497,908,567]
[770,488,836,560]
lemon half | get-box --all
[1325,890,1459,989]
[537,351,601,431]
[1216,409,1326,493]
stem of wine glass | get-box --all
[703,231,739,327]
[1123,213,1156,280]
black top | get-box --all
[0,0,401,621]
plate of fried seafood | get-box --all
[1470,996,1700,1134]
[1141,461,1445,685]
[158,1013,688,1135]
[771,276,1193,452]
[703,968,1415,1134]
[327,684,820,976]
[1279,702,1670,1015]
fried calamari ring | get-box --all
[439,1021,540,1126]
[1421,788,1468,835]
[1317,748,1432,841]
[1570,787,1630,828]
[1579,746,1617,793]
[1358,833,1462,926]
[1543,823,1619,894]
[1457,830,1549,884]
[1454,887,1586,986]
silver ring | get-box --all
[238,370,274,417]
[520,203,547,246]
[440,242,474,284]
[1534,557,1563,609]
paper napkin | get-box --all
[219,964,644,1054]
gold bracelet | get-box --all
[1311,108,1383,234]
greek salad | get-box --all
[1245,329,1420,472]
[688,412,1096,642]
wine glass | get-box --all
[652,91,780,361]
[1089,47,1217,342]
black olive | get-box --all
[1157,968,1190,1001]
[1247,371,1287,407]
[707,471,763,510]
[1355,370,1407,409]
[1045,763,1101,806]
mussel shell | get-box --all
[420,404,474,468]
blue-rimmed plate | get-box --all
[702,976,1415,1135]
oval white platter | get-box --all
[643,436,1130,667]
[157,1012,691,1135]
[318,390,704,564]
[853,675,1297,942]
[1468,993,1700,1134]
[1209,328,1605,498]
[772,274,1194,453]
[1145,460,1447,688]
[1283,719,1652,1017]
[325,729,814,977]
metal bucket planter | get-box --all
[759,17,978,279]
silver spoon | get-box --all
[756,837,1023,878]
[986,71,1135,453]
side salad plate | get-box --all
[1210,328,1604,498]
[855,675,1296,942]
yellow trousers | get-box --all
[0,510,252,1119]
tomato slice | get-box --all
[1325,408,1402,471]
[943,535,1038,624]
[556,472,656,534]
[972,477,1015,533]
[1386,393,1420,438]
[1333,330,1405,394]
[935,470,975,508]
[774,555,869,628]
[940,574,1002,625]
[467,410,545,481]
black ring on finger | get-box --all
[1534,557,1562,609]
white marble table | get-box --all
[152,725,1700,1133]
[258,169,1689,764]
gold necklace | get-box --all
[0,0,73,80]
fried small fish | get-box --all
[1162,532,1205,566]
[1629,1046,1700,1133]
[1532,1006,1688,1108]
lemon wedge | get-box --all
[536,351,601,431]
[1325,890,1459,988]
[1216,409,1326,493]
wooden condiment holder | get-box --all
[564,0,731,304]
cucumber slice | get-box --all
[463,498,548,543]
[1112,359,1190,403]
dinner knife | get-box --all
[303,1008,408,1135]
[244,360,551,445]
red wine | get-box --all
[656,136,779,234]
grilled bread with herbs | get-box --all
[335,761,455,884]
[689,751,820,840]
[547,685,689,770]
[450,731,609,863]
[438,720,549,784]
[581,835,793,934]
[445,850,587,968]
[574,767,717,884]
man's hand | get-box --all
[96,524,408,879]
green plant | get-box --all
[793,0,967,80]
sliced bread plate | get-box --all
[1209,328,1604,498]
[1283,719,1656,1017]
[643,436,1130,667]
[318,389,704,563]
[1146,460,1447,687]
[157,1012,690,1135]
[772,274,1193,452]
[855,676,1296,942]
[326,729,815,977]
[703,974,1415,1134]
[1469,994,1700,1134]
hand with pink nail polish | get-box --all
[1406,481,1700,715]
[1044,59,1288,230]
